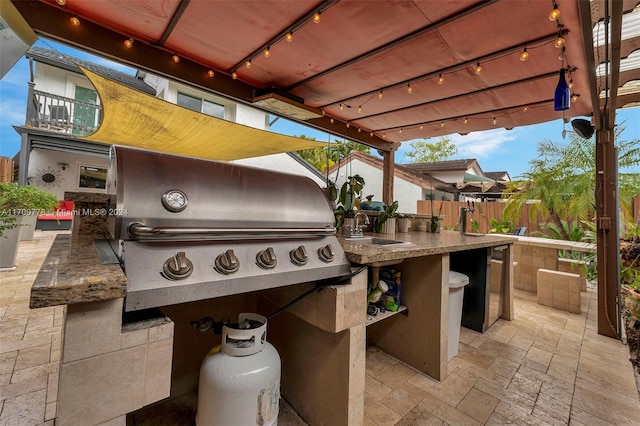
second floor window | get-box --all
[177,92,225,119]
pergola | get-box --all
[7,0,640,338]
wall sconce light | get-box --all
[58,163,69,171]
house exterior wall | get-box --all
[28,148,108,199]
[329,158,422,214]
[35,63,98,102]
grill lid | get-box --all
[106,146,336,241]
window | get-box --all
[177,92,225,118]
[78,165,107,189]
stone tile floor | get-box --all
[1,231,639,425]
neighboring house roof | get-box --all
[404,159,483,175]
[26,46,155,95]
[328,151,447,190]
[485,171,511,182]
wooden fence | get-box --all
[0,157,14,183]
[416,200,549,235]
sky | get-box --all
[1,38,639,179]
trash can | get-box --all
[448,270,470,361]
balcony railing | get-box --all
[25,83,102,136]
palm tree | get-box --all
[503,124,640,240]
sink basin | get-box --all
[344,236,412,246]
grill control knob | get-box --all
[162,252,193,280]
[256,247,277,270]
[215,249,240,274]
[289,245,308,266]
[318,244,335,263]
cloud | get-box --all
[449,128,519,158]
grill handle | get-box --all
[128,222,336,240]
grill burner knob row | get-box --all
[289,245,308,266]
[215,249,240,274]
[256,247,277,270]
[163,251,193,280]
[318,244,335,263]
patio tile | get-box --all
[456,388,499,423]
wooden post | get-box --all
[595,127,620,339]
[382,150,394,205]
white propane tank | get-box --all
[196,313,281,426]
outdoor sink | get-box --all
[344,236,413,246]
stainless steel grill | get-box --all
[106,146,351,312]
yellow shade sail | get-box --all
[79,67,331,161]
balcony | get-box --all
[26,84,102,136]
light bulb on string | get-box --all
[339,103,344,111]
[523,106,529,112]
[464,117,469,124]
[124,38,134,48]
[264,46,270,57]
[474,63,482,74]
[245,60,252,68]
[207,69,215,78]
[70,16,80,26]
[571,93,579,102]
[358,105,362,113]
[440,122,445,128]
[419,125,424,130]
[555,32,565,49]
[231,71,238,79]
[172,54,180,63]
[520,47,529,62]
[549,1,560,21]
[370,131,374,137]
[569,77,574,90]
[438,73,444,84]
[346,122,350,129]
[313,11,321,24]
[378,91,383,99]
[330,118,334,124]
[492,117,497,125]
[56,0,66,5]
[407,84,413,94]
[286,32,293,42]
[399,128,403,134]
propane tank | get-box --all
[196,313,281,426]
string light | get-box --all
[346,122,350,128]
[357,128,361,133]
[370,131,374,137]
[571,93,579,102]
[264,46,270,57]
[207,69,215,78]
[124,38,134,48]
[407,84,413,94]
[231,71,238,79]
[172,54,180,63]
[492,117,497,125]
[464,117,469,124]
[520,47,529,62]
[382,133,386,139]
[358,105,362,113]
[419,125,424,130]
[440,122,445,128]
[569,78,574,90]
[70,16,80,26]
[438,73,444,84]
[474,62,483,74]
[555,31,565,48]
[330,117,334,124]
[549,1,560,21]
[286,32,294,42]
[313,11,321,24]
[56,0,66,5]
[378,90,383,99]
[245,60,252,68]
[523,106,529,112]
[339,104,344,111]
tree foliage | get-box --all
[502,124,640,240]
[296,136,370,173]
[404,136,458,163]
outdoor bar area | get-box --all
[1,0,640,425]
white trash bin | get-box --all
[448,270,470,361]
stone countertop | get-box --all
[30,234,126,309]
[339,230,514,265]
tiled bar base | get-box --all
[56,299,173,425]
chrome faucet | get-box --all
[459,201,475,235]
[348,212,370,238]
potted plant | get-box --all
[429,196,444,233]
[397,214,411,233]
[334,174,365,232]
[624,270,640,319]
[374,201,399,234]
[0,183,59,269]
